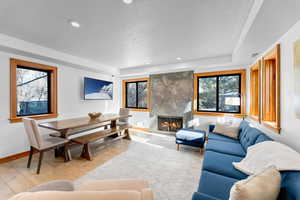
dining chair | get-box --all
[117,108,130,127]
[23,118,70,174]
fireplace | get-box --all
[158,115,183,132]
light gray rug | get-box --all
[76,132,203,200]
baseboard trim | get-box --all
[0,150,38,164]
[131,126,150,132]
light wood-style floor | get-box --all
[0,130,200,200]
[0,133,133,200]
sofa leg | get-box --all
[176,144,180,151]
[200,148,204,154]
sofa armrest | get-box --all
[208,124,215,133]
[9,191,145,200]
[192,192,221,200]
[141,188,154,200]
[78,179,149,192]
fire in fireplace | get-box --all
[158,115,183,132]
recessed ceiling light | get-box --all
[69,20,80,28]
[176,57,182,61]
[145,61,151,65]
[123,0,133,4]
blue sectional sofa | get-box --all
[192,120,300,200]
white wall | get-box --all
[0,51,118,158]
[247,19,300,152]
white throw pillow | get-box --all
[233,141,300,175]
[229,166,281,200]
[213,122,239,139]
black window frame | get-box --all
[125,80,148,109]
[16,65,51,117]
[197,73,242,114]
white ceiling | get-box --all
[0,0,254,69]
[234,0,300,63]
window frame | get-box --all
[10,58,58,123]
[122,78,149,112]
[249,61,261,122]
[261,44,281,133]
[193,69,246,117]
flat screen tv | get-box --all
[84,77,113,100]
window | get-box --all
[250,61,261,121]
[262,44,280,133]
[10,59,58,123]
[194,70,246,116]
[122,78,149,111]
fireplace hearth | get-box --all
[158,115,183,132]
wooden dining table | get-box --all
[39,113,132,161]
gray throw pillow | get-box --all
[27,180,75,192]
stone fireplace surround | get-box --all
[149,71,194,133]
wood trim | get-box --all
[249,115,259,122]
[122,78,150,112]
[0,150,37,164]
[261,44,281,133]
[194,69,247,77]
[193,69,246,117]
[249,60,261,121]
[9,58,58,123]
[131,126,150,132]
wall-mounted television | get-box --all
[84,77,113,100]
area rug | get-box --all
[75,133,203,200]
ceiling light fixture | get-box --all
[145,61,151,65]
[69,20,80,28]
[176,57,182,61]
[123,0,133,4]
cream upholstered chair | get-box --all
[117,108,130,127]
[8,179,154,200]
[23,118,70,174]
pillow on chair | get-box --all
[27,180,75,192]
[229,166,281,200]
[213,122,239,139]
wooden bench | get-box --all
[71,126,130,160]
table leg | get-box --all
[124,128,131,140]
[55,130,72,162]
[109,120,119,138]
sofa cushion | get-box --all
[255,133,272,144]
[238,120,249,139]
[198,170,239,200]
[205,139,246,157]
[280,171,300,200]
[203,151,247,180]
[208,133,239,143]
[239,126,261,151]
[192,192,221,200]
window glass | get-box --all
[126,82,137,107]
[137,81,147,108]
[218,75,240,113]
[198,77,217,111]
[197,74,241,113]
[16,67,49,116]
